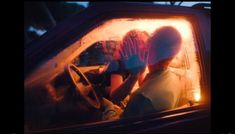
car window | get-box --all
[73,40,121,67]
[70,18,201,104]
[25,17,202,131]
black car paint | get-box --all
[26,105,210,134]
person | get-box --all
[101,30,149,120]
[103,30,149,105]
[122,26,192,118]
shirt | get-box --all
[123,67,191,117]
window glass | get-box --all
[25,17,202,131]
[71,18,201,104]
[73,40,121,66]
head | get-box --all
[113,29,149,61]
[147,26,182,72]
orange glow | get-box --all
[194,92,201,102]
[143,67,149,77]
[25,18,201,105]
[193,88,201,102]
[62,18,201,103]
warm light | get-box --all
[74,18,201,101]
[25,17,201,107]
[132,81,139,93]
[194,92,201,102]
[143,67,149,78]
[173,22,192,39]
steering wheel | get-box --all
[67,63,101,109]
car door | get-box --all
[25,3,210,134]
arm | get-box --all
[109,73,139,104]
[109,74,124,95]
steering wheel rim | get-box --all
[67,63,101,109]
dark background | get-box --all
[211,0,234,134]
[24,2,87,47]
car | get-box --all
[24,2,211,134]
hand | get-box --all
[119,36,148,74]
[121,55,145,75]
